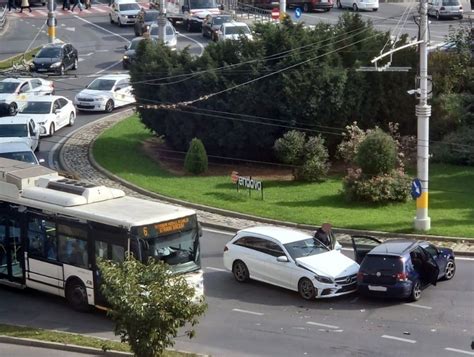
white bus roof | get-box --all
[0,158,196,229]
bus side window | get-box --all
[111,244,124,263]
[27,217,57,260]
[95,241,108,260]
[58,236,88,268]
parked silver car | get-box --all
[148,22,178,51]
[428,0,463,19]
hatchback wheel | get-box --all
[409,280,421,301]
[435,10,440,20]
[109,14,113,24]
[298,278,316,300]
[72,58,78,70]
[444,259,455,280]
[59,65,65,76]
[68,112,75,126]
[49,122,55,137]
[105,100,114,113]
[9,102,17,115]
[232,260,249,283]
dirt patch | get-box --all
[142,137,295,180]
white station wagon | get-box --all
[223,226,360,300]
[74,74,136,113]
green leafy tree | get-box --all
[98,257,207,357]
[355,129,397,176]
[184,138,208,174]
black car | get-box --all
[202,14,233,41]
[352,236,456,301]
[134,9,159,37]
[122,37,156,69]
[31,43,78,76]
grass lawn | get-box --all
[0,324,197,356]
[93,115,474,238]
[0,47,40,70]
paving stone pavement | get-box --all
[59,110,474,256]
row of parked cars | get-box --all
[223,226,455,301]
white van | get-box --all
[336,0,378,11]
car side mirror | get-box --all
[54,109,60,114]
[276,256,289,263]
[124,45,128,50]
[39,158,45,164]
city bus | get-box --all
[0,158,203,311]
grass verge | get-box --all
[0,324,199,357]
[93,115,474,238]
[0,47,40,70]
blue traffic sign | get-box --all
[295,7,302,19]
[411,178,422,199]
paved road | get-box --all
[0,343,99,357]
[0,229,472,356]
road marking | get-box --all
[205,266,226,272]
[94,7,107,12]
[445,347,474,355]
[37,10,47,16]
[306,322,339,329]
[177,33,204,57]
[381,335,416,344]
[404,303,432,310]
[73,15,130,42]
[232,308,264,316]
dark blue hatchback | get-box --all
[351,236,455,301]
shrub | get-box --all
[336,121,372,163]
[299,135,330,181]
[355,129,398,176]
[431,126,474,166]
[184,138,208,174]
[273,130,306,165]
[342,168,411,203]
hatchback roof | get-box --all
[368,239,418,256]
[237,226,312,244]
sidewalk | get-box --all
[59,110,474,256]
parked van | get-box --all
[428,0,463,19]
[336,0,378,11]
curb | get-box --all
[59,114,474,257]
[0,335,132,356]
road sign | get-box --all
[271,8,279,20]
[295,7,302,19]
[411,178,422,199]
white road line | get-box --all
[232,308,264,316]
[177,33,204,57]
[445,347,474,355]
[306,322,339,329]
[404,303,432,310]
[73,15,129,42]
[381,335,416,344]
[205,266,226,272]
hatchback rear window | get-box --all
[360,255,403,273]
[442,0,460,5]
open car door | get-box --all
[420,247,440,286]
[350,235,382,264]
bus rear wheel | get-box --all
[66,280,90,312]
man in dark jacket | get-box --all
[314,223,333,248]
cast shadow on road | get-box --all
[203,270,416,312]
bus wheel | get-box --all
[66,280,90,312]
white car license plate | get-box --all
[368,285,387,292]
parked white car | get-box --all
[428,0,463,19]
[0,116,40,152]
[110,0,141,26]
[74,74,136,112]
[336,0,378,11]
[0,77,54,114]
[17,96,76,137]
[0,141,42,165]
[216,22,253,42]
[223,226,360,300]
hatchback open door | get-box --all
[350,235,382,264]
[420,247,440,286]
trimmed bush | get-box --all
[273,130,306,165]
[184,138,208,174]
[355,129,398,176]
[432,126,474,166]
[342,168,411,203]
[299,135,330,181]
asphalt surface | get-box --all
[0,343,99,357]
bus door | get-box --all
[0,216,25,285]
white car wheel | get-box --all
[298,278,316,300]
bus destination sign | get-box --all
[138,216,195,238]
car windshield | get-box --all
[87,79,116,91]
[442,0,459,5]
[0,151,36,164]
[37,47,62,58]
[190,0,216,8]
[144,12,158,21]
[225,26,250,35]
[129,39,145,50]
[0,124,27,137]
[119,3,140,10]
[19,101,52,114]
[150,26,174,37]
[0,82,18,94]
[213,16,231,25]
[284,238,329,259]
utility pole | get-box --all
[47,0,56,43]
[279,0,286,17]
[157,0,166,44]
[414,0,431,231]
